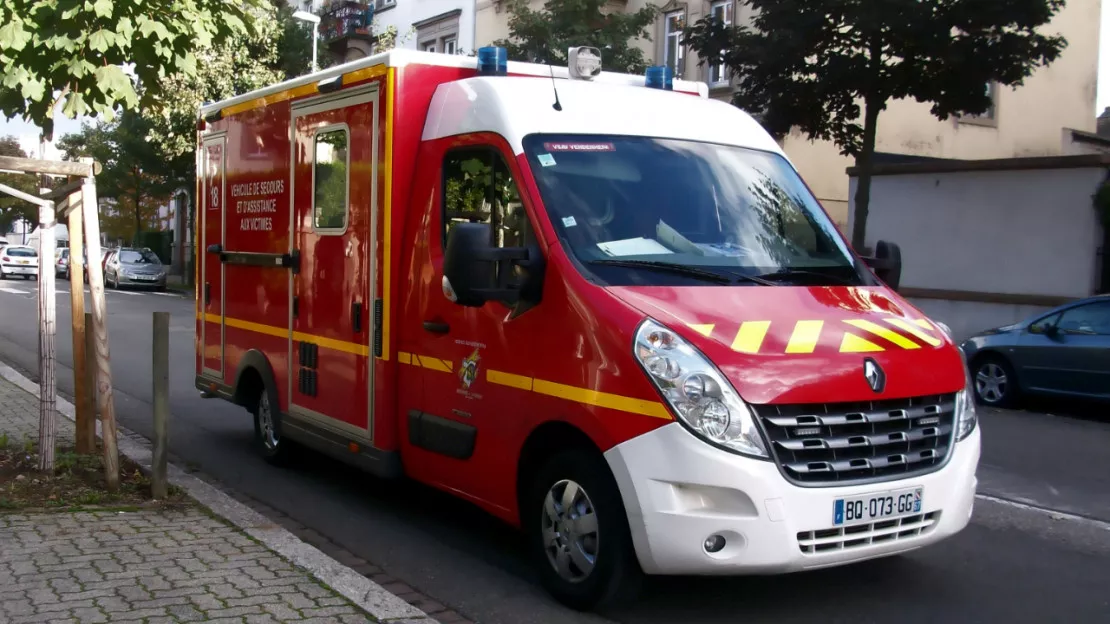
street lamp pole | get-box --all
[292,10,321,73]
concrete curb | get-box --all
[0,362,437,624]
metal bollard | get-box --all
[152,311,170,499]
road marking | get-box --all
[975,493,1110,531]
[0,287,27,294]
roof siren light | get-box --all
[645,66,674,91]
[477,46,508,76]
[568,46,603,81]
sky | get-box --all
[4,4,1110,156]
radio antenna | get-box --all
[549,62,562,111]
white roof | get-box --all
[421,76,786,157]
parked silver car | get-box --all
[105,247,167,290]
[960,294,1110,407]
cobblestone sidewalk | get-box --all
[0,376,393,623]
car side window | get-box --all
[1028,313,1060,334]
[441,147,529,249]
[1056,301,1110,336]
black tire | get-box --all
[251,379,297,467]
[971,354,1018,408]
[526,449,642,611]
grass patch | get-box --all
[0,442,186,511]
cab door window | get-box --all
[442,147,529,249]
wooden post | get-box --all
[36,198,58,472]
[84,312,97,449]
[66,190,93,454]
[79,162,120,491]
[152,312,169,499]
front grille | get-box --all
[797,512,941,554]
[753,394,957,486]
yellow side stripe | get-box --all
[486,370,533,391]
[844,319,920,350]
[731,320,770,353]
[532,379,671,420]
[418,355,453,373]
[884,318,943,347]
[785,320,823,353]
[840,333,884,353]
[398,352,412,365]
[203,313,370,356]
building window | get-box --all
[663,10,685,77]
[959,82,998,126]
[313,127,349,231]
[376,0,395,9]
[416,9,462,58]
[708,1,732,85]
[442,148,527,250]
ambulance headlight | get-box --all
[955,351,978,441]
[634,319,769,458]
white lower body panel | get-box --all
[604,422,980,575]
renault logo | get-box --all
[863,358,885,393]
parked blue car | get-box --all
[960,294,1110,407]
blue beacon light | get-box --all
[645,66,674,91]
[477,46,508,76]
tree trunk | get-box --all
[850,99,881,252]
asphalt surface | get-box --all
[0,280,1108,623]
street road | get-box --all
[0,282,1108,623]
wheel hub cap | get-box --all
[541,479,599,584]
[976,363,1008,403]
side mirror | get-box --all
[863,239,902,291]
[1044,323,1060,338]
[442,222,545,308]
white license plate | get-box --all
[834,487,923,526]
[133,275,155,281]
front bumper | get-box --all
[605,422,979,575]
[118,273,166,287]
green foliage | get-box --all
[683,0,1068,248]
[58,111,176,242]
[0,135,38,234]
[494,0,659,73]
[0,0,265,137]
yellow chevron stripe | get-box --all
[844,319,920,350]
[912,318,934,330]
[884,318,943,347]
[840,333,885,353]
[687,323,715,337]
[731,321,771,353]
[785,320,824,353]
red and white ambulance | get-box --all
[195,46,980,609]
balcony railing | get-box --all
[320,1,374,43]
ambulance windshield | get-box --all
[522,134,867,287]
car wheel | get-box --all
[527,449,642,611]
[252,382,297,466]
[972,355,1017,408]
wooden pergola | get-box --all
[0,155,119,487]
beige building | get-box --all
[475,0,1102,228]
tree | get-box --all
[0,0,264,138]
[0,136,38,235]
[494,0,659,73]
[684,0,1068,250]
[58,112,176,242]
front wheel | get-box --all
[526,449,642,611]
[252,383,297,466]
[973,355,1018,408]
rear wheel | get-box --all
[972,355,1017,408]
[252,381,297,466]
[526,449,642,611]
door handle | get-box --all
[352,301,363,333]
[207,243,222,254]
[422,320,450,334]
[204,282,211,305]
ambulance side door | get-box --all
[404,134,543,513]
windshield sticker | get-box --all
[544,142,615,152]
[562,216,577,228]
[537,153,557,167]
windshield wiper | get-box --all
[588,260,734,284]
[753,268,860,286]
